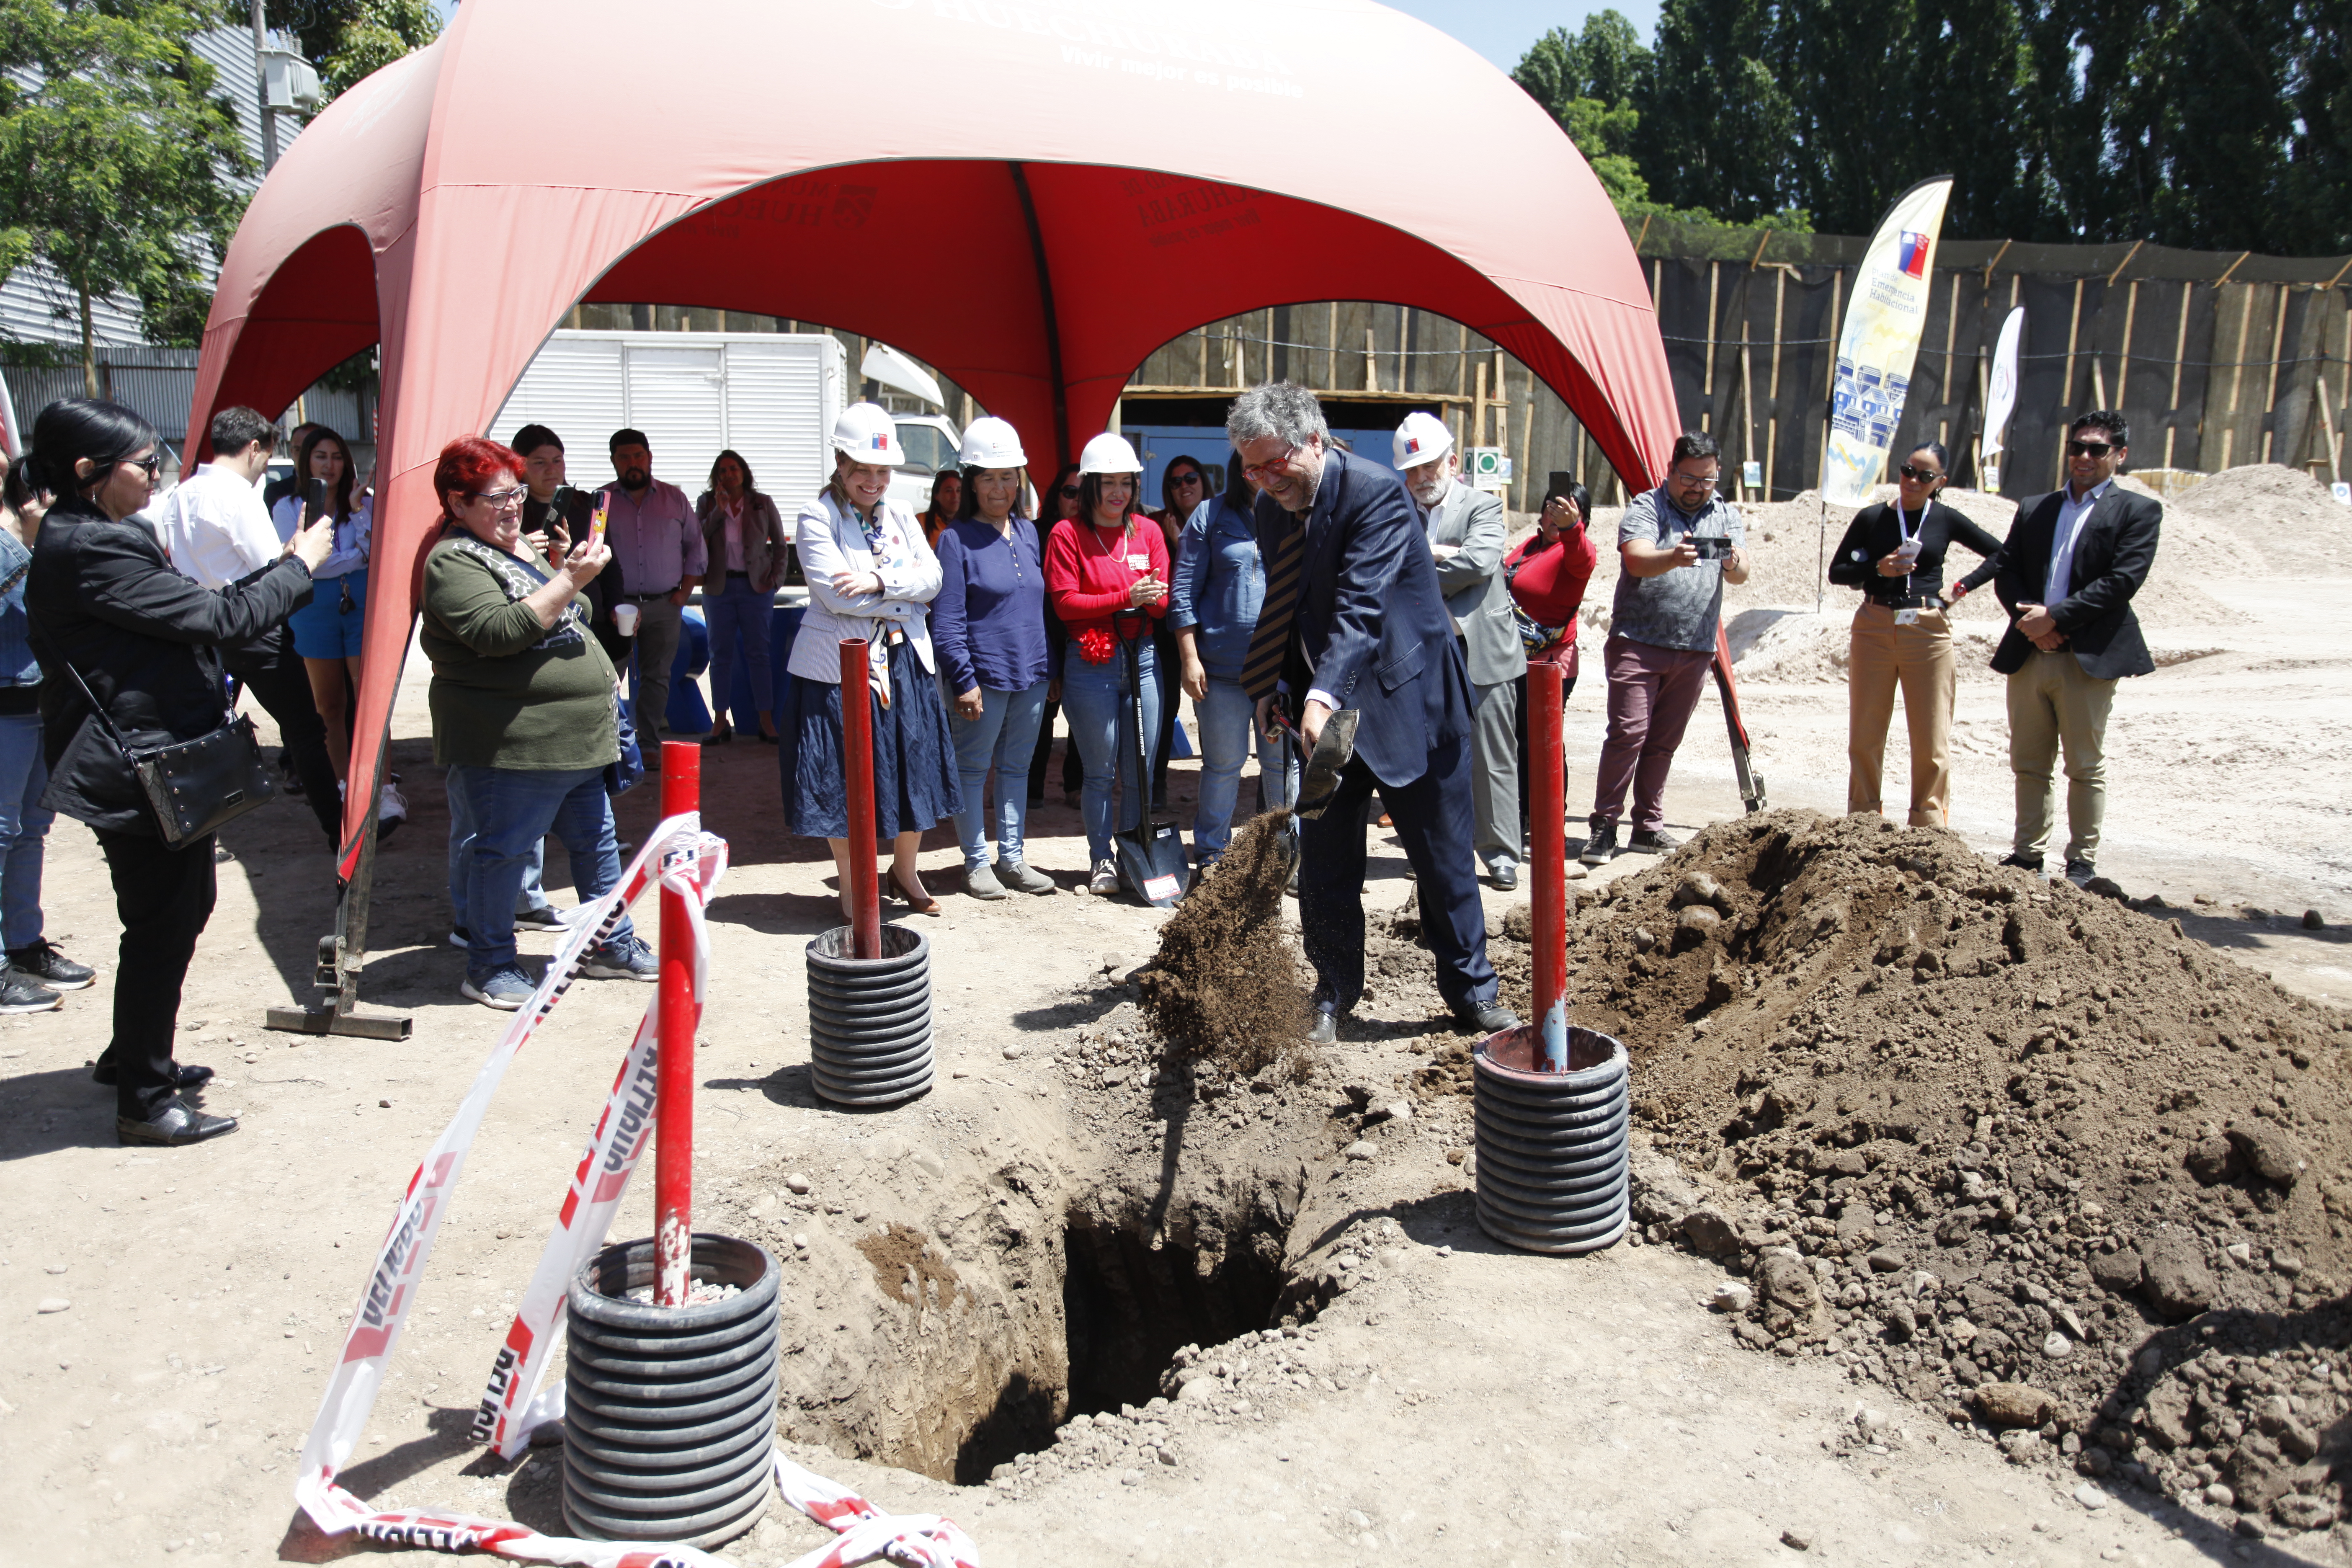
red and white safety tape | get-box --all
[292,812,979,1568]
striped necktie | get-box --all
[1239,514,1305,701]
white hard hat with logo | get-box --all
[1393,410,1453,470]
[832,402,904,466]
[1077,432,1144,475]
[959,416,1027,470]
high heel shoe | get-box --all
[889,866,941,916]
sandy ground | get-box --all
[5,471,2349,1567]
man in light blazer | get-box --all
[1395,412,1528,889]
[1953,409,2160,887]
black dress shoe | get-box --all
[1456,1001,1521,1034]
[1997,851,2045,872]
[117,1097,238,1146]
[92,1061,214,1090]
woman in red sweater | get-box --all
[1044,433,1168,895]
[1504,478,1600,849]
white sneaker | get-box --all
[378,781,407,822]
[1087,859,1120,896]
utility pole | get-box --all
[249,0,279,169]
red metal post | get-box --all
[838,640,883,960]
[1529,660,1569,1072]
[653,740,699,1308]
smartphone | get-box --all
[588,499,609,548]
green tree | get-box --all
[1631,0,1806,225]
[0,0,253,387]
[1513,12,1652,206]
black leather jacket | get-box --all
[27,497,314,835]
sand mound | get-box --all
[2168,464,2352,575]
[1506,810,2352,1525]
[1135,810,1313,1077]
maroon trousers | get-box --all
[1588,633,1713,835]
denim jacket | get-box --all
[1167,497,1263,681]
[0,529,39,690]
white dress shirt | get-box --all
[153,464,281,589]
[2046,477,2112,605]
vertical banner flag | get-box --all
[0,365,20,459]
[1822,176,1954,506]
[1981,305,2025,492]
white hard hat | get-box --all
[1077,432,1143,476]
[1393,411,1453,470]
[832,402,904,466]
[959,416,1026,470]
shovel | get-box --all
[1113,612,1188,908]
[1266,705,1359,821]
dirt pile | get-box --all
[1135,810,1313,1076]
[2168,463,2352,575]
[1511,809,2352,1532]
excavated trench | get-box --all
[752,1078,1321,1488]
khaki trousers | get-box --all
[2006,648,2116,866]
[1847,602,1957,826]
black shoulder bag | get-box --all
[52,656,274,846]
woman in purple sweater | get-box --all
[929,418,1055,900]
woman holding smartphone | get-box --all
[1043,433,1167,896]
[1825,441,2002,827]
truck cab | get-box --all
[887,414,962,515]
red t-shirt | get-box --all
[1044,514,1169,652]
[1504,524,1599,657]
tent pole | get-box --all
[266,696,412,1041]
[1008,162,1070,465]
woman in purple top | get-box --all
[930,418,1055,900]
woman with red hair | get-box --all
[423,435,651,1009]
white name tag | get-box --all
[1127,553,1150,570]
[1895,608,1920,626]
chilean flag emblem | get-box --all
[1404,436,1421,456]
[1898,231,1930,278]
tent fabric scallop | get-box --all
[188,0,1681,869]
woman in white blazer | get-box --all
[778,404,960,917]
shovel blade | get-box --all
[1292,709,1360,820]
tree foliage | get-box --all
[0,0,253,382]
[1512,0,2352,251]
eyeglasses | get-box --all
[120,453,162,478]
[1170,472,1203,487]
[471,487,527,510]
[2066,439,2115,458]
[1669,469,1719,490]
[1897,464,1945,482]
[1240,443,1304,481]
[1059,485,1079,499]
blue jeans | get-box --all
[0,712,52,950]
[446,765,553,929]
[704,575,775,723]
[944,678,1049,871]
[447,765,632,973]
[1191,675,1298,862]
[1060,642,1160,864]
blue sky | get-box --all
[426,3,1663,74]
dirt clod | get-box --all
[1136,811,1313,1076]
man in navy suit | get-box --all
[1228,383,1517,1045]
[1952,410,2160,887]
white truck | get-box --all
[492,329,962,519]
[491,330,848,511]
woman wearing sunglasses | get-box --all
[26,399,333,1144]
[1825,441,2002,826]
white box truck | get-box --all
[491,330,848,511]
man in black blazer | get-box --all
[1958,409,2160,886]
[1229,383,1516,1044]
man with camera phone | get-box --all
[1581,432,1748,865]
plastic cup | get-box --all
[614,603,640,636]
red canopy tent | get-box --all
[188,0,1678,1018]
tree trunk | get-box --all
[78,286,97,399]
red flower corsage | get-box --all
[1074,626,1117,665]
